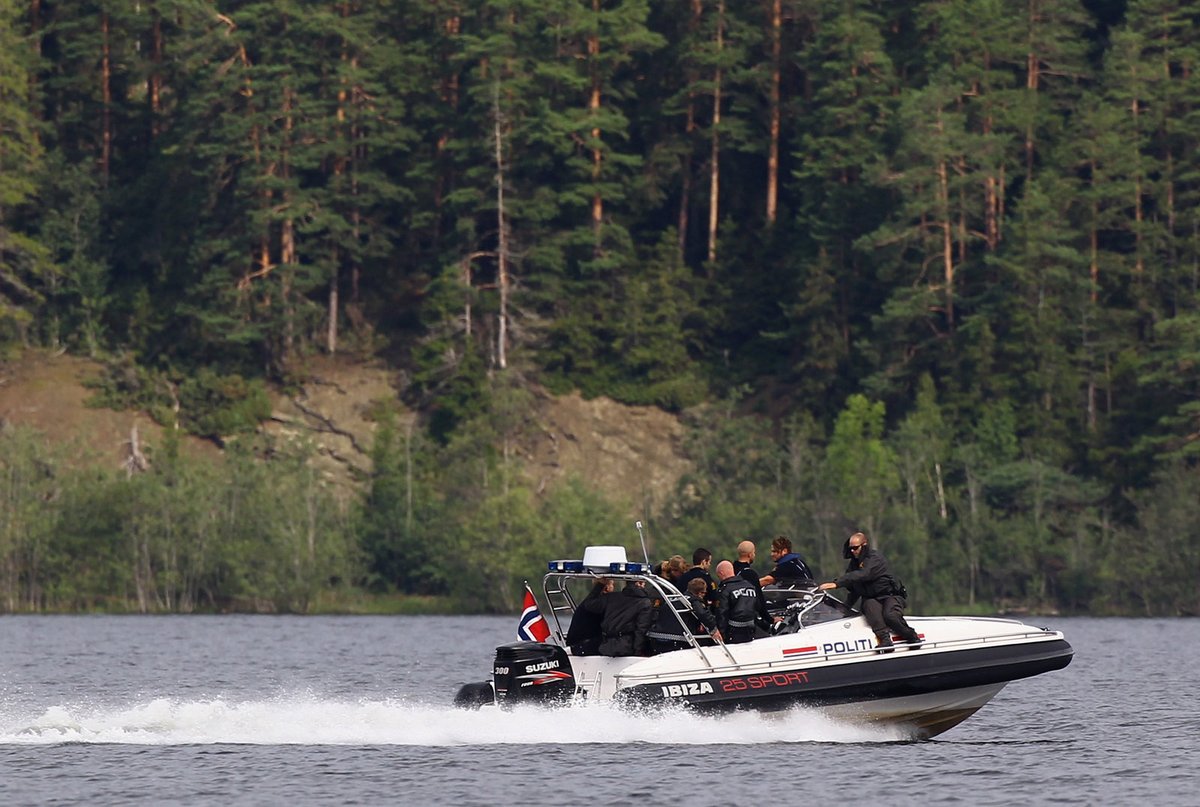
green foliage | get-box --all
[34,156,108,354]
[0,427,63,610]
[658,397,798,561]
[87,360,270,438]
[823,394,899,537]
[1110,462,1200,615]
[0,0,51,345]
[8,0,1200,615]
[177,369,272,439]
[0,424,355,613]
[358,407,446,595]
[606,233,710,409]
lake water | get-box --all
[0,614,1194,805]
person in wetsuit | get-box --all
[818,531,921,652]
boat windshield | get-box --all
[770,589,859,635]
[795,592,858,627]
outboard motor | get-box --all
[453,680,495,709]
[493,642,574,707]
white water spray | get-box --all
[0,696,910,746]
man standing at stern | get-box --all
[818,532,921,652]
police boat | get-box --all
[454,545,1073,738]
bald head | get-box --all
[736,540,755,561]
[715,560,735,581]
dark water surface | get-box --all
[1,615,1194,805]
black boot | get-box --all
[874,633,894,654]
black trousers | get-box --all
[861,595,919,641]
[726,625,756,644]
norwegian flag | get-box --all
[517,583,551,642]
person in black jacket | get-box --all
[733,540,759,584]
[684,577,722,643]
[678,548,718,605]
[714,560,775,643]
[566,577,613,655]
[597,580,654,656]
[818,532,921,652]
[648,577,724,653]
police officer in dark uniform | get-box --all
[648,577,724,653]
[566,577,613,655]
[684,577,722,643]
[678,548,718,606]
[733,540,759,584]
[597,579,654,656]
[818,532,921,652]
[714,560,774,643]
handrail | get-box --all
[541,570,737,666]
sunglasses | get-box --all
[848,544,865,552]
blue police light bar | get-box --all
[609,562,644,574]
[548,560,585,572]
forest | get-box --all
[0,0,1197,616]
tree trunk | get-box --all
[589,0,603,249]
[433,13,461,239]
[327,256,339,354]
[148,2,163,139]
[939,182,953,327]
[1088,189,1099,432]
[679,97,694,261]
[766,0,781,225]
[462,256,472,337]
[935,111,954,329]
[405,419,414,533]
[1131,90,1144,275]
[708,0,725,265]
[1024,0,1039,181]
[281,85,297,361]
[934,460,947,520]
[678,0,703,262]
[326,0,353,356]
[494,80,509,370]
[985,174,999,250]
[101,11,112,185]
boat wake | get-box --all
[0,695,911,745]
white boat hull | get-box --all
[521,615,1070,738]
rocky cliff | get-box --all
[0,351,690,515]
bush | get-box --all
[88,359,272,439]
[178,369,272,438]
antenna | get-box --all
[635,520,650,565]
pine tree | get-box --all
[525,0,665,394]
[0,0,51,343]
[791,0,897,387]
[979,178,1091,458]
